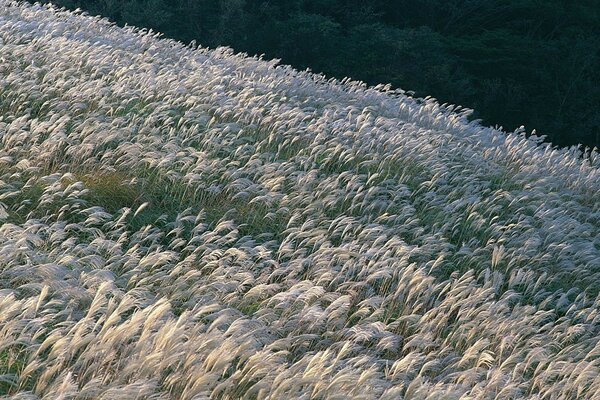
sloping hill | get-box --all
[0,1,599,398]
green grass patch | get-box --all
[0,345,32,395]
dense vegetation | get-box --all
[27,0,600,149]
[1,2,599,398]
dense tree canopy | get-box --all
[30,0,600,148]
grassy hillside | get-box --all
[0,1,599,398]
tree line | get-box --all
[30,0,600,149]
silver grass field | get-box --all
[0,1,599,399]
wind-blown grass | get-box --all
[0,1,599,398]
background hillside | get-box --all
[27,0,600,149]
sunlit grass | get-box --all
[0,1,598,399]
